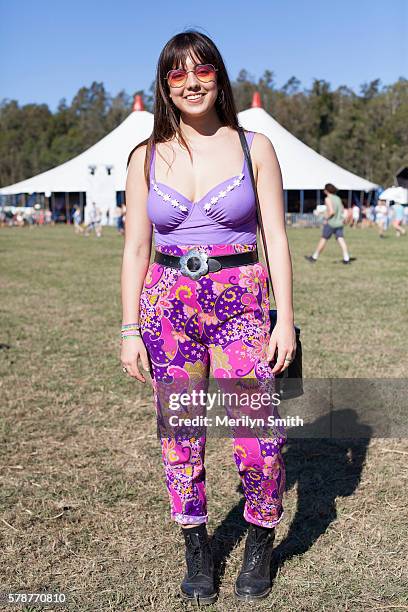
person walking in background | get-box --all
[368,202,376,227]
[305,183,351,264]
[73,206,84,234]
[0,208,6,227]
[390,200,406,237]
[351,203,360,228]
[114,204,124,234]
[84,202,103,237]
[362,203,373,228]
[343,205,353,226]
[375,199,388,238]
[116,204,126,235]
[120,204,126,235]
[95,205,103,237]
[403,204,408,226]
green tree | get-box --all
[1,75,407,189]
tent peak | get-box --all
[251,91,262,108]
[132,94,144,112]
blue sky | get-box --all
[1,0,407,111]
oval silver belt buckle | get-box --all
[179,248,209,280]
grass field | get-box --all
[1,225,407,611]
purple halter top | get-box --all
[146,131,257,246]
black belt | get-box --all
[154,248,258,280]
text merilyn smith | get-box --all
[168,415,304,428]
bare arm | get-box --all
[120,144,153,383]
[121,144,152,325]
[252,133,296,372]
[324,195,334,219]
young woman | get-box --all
[120,30,296,604]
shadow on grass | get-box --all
[210,409,371,592]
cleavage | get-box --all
[154,143,245,204]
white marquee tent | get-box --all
[0,93,378,223]
[239,102,378,191]
[0,97,154,224]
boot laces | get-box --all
[244,529,274,570]
[186,533,211,577]
[190,549,203,576]
[246,540,265,569]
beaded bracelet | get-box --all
[121,322,141,339]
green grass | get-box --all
[0,225,407,611]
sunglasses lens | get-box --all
[167,64,217,87]
[196,64,216,82]
[168,69,187,87]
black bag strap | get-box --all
[237,126,274,304]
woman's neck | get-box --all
[178,110,225,142]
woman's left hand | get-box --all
[267,319,297,374]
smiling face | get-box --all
[167,52,219,118]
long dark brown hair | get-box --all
[127,30,241,186]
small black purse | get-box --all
[238,127,303,400]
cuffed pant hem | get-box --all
[244,506,285,529]
[172,512,208,525]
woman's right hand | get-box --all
[120,336,152,385]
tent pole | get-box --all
[79,192,84,221]
[360,190,364,207]
[316,189,321,207]
[284,190,288,213]
[300,190,304,214]
[348,190,352,208]
[51,193,55,222]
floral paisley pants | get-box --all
[139,243,286,528]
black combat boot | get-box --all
[180,523,217,605]
[234,523,276,601]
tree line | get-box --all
[0,72,407,189]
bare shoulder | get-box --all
[127,143,148,171]
[251,131,278,164]
[126,143,150,199]
[249,131,281,181]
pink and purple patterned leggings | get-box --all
[139,244,286,528]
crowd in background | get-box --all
[0,202,127,235]
[1,199,406,238]
[313,199,407,237]
[0,206,53,227]
[355,200,406,237]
